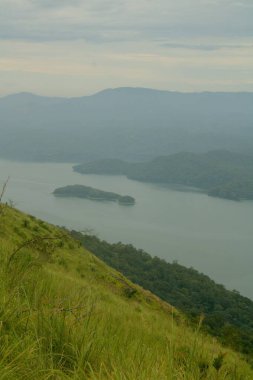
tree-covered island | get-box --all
[53,184,135,205]
[73,150,253,201]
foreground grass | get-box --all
[0,205,252,379]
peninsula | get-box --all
[73,150,253,201]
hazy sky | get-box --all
[0,0,253,96]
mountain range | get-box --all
[1,88,253,162]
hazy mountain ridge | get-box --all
[1,88,253,162]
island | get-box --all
[73,150,253,201]
[53,185,135,205]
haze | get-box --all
[1,0,253,96]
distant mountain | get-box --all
[0,88,253,162]
[73,150,253,201]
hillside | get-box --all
[71,233,253,358]
[74,150,253,200]
[0,88,253,162]
[1,206,253,378]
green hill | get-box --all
[74,150,253,201]
[71,233,253,358]
[0,204,253,379]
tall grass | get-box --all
[0,207,252,379]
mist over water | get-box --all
[1,159,253,299]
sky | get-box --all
[0,0,253,96]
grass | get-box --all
[0,205,252,379]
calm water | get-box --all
[0,159,253,299]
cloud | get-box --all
[0,0,253,43]
[0,0,252,95]
[31,0,82,8]
[161,42,253,51]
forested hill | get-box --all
[73,150,253,200]
[0,88,253,162]
[71,231,253,358]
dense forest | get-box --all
[74,150,253,200]
[71,231,253,359]
[53,185,135,205]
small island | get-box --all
[53,185,135,205]
[73,151,253,201]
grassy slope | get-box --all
[72,234,253,358]
[0,205,252,379]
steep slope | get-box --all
[72,233,253,358]
[0,205,252,379]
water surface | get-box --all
[0,159,252,299]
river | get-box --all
[0,159,252,299]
